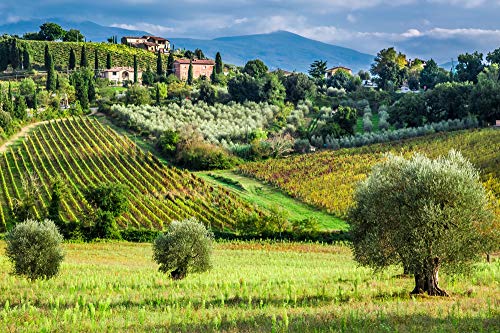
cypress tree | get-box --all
[215,52,223,74]
[88,77,96,103]
[13,96,27,120]
[80,45,88,68]
[10,39,20,70]
[156,50,163,75]
[33,89,38,110]
[22,49,30,70]
[106,53,112,69]
[133,55,138,83]
[44,44,50,70]
[167,52,174,75]
[94,49,99,71]
[69,49,76,70]
[155,83,160,105]
[8,82,12,102]
[210,66,216,83]
[56,73,60,90]
[187,59,193,85]
[46,53,56,92]
[0,44,8,71]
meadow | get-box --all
[240,128,500,217]
[0,241,497,332]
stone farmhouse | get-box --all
[173,59,215,81]
[121,36,170,53]
[325,66,352,78]
[100,67,143,84]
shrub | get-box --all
[153,218,213,280]
[5,219,64,280]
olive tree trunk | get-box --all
[410,259,449,297]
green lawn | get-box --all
[0,241,497,332]
[198,170,347,231]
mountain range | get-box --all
[0,19,374,73]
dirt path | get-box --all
[0,107,98,153]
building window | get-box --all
[112,72,117,76]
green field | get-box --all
[198,170,347,230]
[0,241,497,332]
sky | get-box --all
[1,0,500,61]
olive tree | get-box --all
[348,151,498,296]
[153,218,213,280]
[5,219,64,280]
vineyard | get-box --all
[11,40,157,70]
[0,118,263,232]
[240,128,500,217]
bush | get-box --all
[5,219,64,280]
[153,218,213,280]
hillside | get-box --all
[5,39,157,70]
[240,129,500,217]
[170,31,374,72]
[0,18,150,42]
[0,118,262,232]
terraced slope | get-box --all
[240,129,500,217]
[0,118,262,232]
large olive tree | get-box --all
[348,151,498,296]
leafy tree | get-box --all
[22,32,42,40]
[0,111,12,132]
[425,81,473,122]
[106,52,112,69]
[62,29,83,42]
[371,47,407,90]
[228,74,261,103]
[5,219,65,281]
[283,73,316,104]
[420,59,449,89]
[243,59,268,78]
[389,93,426,127]
[187,59,193,85]
[39,22,65,41]
[331,105,357,136]
[13,95,27,120]
[125,84,151,105]
[156,50,163,75]
[19,78,36,99]
[80,45,88,68]
[194,48,205,60]
[358,70,371,80]
[470,64,500,124]
[94,49,99,71]
[47,178,67,227]
[22,48,30,70]
[308,60,327,80]
[456,52,484,83]
[133,55,138,84]
[198,81,216,105]
[327,69,360,92]
[348,152,498,296]
[142,66,155,86]
[153,218,213,280]
[262,74,286,105]
[68,48,76,70]
[157,130,179,156]
[486,47,500,64]
[84,182,128,218]
[12,173,41,222]
[215,52,223,74]
[167,52,174,75]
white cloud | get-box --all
[6,15,21,23]
[111,23,174,35]
[347,14,357,23]
[401,28,422,37]
[427,27,500,38]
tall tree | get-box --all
[88,77,96,103]
[308,60,327,80]
[80,45,88,68]
[243,59,268,78]
[215,52,223,74]
[370,47,407,90]
[68,48,76,70]
[133,55,138,84]
[46,52,56,92]
[8,39,20,70]
[419,59,449,90]
[39,22,65,41]
[194,48,205,60]
[187,59,193,85]
[22,49,30,70]
[62,29,84,42]
[94,49,99,71]
[167,52,174,75]
[156,50,163,76]
[13,96,27,120]
[44,44,51,70]
[486,47,500,65]
[106,52,112,69]
[456,51,484,83]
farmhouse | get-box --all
[121,35,170,53]
[325,66,353,78]
[173,59,215,81]
[100,67,142,85]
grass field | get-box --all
[198,170,347,231]
[0,241,497,332]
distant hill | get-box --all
[0,18,149,42]
[170,31,374,73]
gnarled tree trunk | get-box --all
[410,258,449,297]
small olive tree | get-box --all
[348,151,498,296]
[153,218,213,280]
[5,219,64,281]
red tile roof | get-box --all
[174,59,215,65]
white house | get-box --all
[100,67,142,85]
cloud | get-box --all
[401,29,422,38]
[347,14,357,23]
[111,23,174,35]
